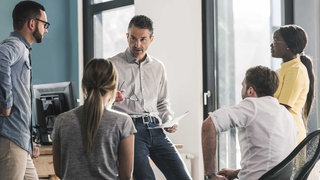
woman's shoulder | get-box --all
[280,59,307,75]
[58,106,80,116]
[55,107,81,122]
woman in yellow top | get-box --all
[270,25,315,143]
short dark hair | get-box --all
[12,0,45,30]
[128,15,153,35]
[245,66,279,97]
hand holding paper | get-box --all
[149,111,189,129]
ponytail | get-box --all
[300,54,315,123]
[81,59,118,153]
[82,88,104,153]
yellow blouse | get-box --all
[274,58,309,143]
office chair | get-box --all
[259,129,320,180]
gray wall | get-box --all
[295,0,320,132]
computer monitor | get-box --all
[33,81,77,145]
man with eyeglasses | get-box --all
[109,15,191,180]
[0,1,49,179]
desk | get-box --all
[33,145,59,180]
[33,144,183,179]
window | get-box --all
[93,6,134,58]
[83,0,134,64]
[203,0,283,170]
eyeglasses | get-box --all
[118,81,141,102]
[34,18,50,29]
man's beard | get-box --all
[33,26,43,43]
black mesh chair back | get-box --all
[259,129,320,180]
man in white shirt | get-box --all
[202,65,297,180]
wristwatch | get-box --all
[204,172,216,180]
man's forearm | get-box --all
[202,117,217,174]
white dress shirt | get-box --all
[210,96,297,180]
[109,48,174,123]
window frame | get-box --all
[202,0,294,171]
[83,0,134,65]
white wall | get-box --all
[135,0,203,179]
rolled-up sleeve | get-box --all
[209,98,256,132]
[0,42,15,108]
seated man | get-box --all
[202,65,297,180]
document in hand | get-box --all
[148,111,189,129]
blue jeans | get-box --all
[133,122,192,180]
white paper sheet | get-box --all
[148,111,189,129]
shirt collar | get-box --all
[10,32,32,51]
[281,58,300,68]
[124,48,152,64]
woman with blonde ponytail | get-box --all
[52,58,136,179]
